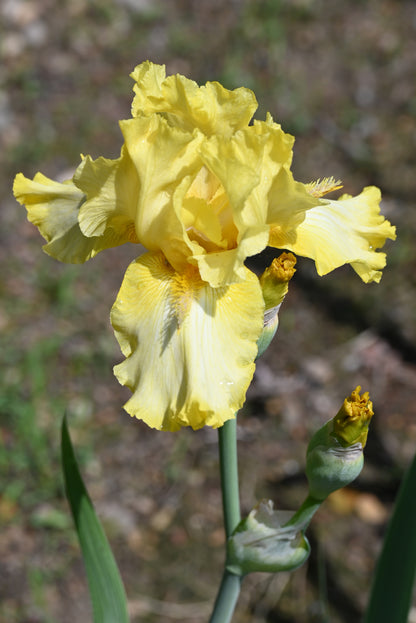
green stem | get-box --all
[209,418,242,623]
[283,494,322,530]
[218,418,241,538]
[209,570,241,623]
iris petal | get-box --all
[13,170,102,263]
[111,251,264,430]
[76,147,139,244]
[270,186,396,283]
[130,60,258,137]
[120,115,205,271]
[194,120,315,287]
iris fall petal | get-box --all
[13,170,99,263]
[270,186,396,282]
[111,251,264,431]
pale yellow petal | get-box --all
[76,147,139,245]
[267,168,321,236]
[190,229,270,287]
[270,186,396,283]
[130,60,258,137]
[111,251,264,431]
[13,170,98,263]
[129,60,166,105]
[193,120,307,286]
[181,166,229,250]
[120,115,204,271]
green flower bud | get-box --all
[306,387,373,501]
[257,253,297,358]
[227,500,310,576]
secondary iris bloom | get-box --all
[13,61,396,431]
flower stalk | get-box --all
[218,418,241,538]
[209,571,241,623]
[209,418,242,622]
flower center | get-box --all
[182,166,238,253]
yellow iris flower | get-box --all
[13,61,396,431]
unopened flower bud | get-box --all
[332,386,373,448]
[227,500,310,576]
[306,387,373,501]
[257,253,296,357]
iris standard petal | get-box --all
[120,114,205,271]
[130,60,258,137]
[269,186,396,283]
[13,170,99,263]
[110,251,264,431]
[193,119,309,287]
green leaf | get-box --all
[61,416,130,623]
[364,450,416,623]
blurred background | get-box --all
[1,0,415,621]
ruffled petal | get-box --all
[76,147,139,245]
[13,170,96,263]
[120,115,204,271]
[194,119,314,287]
[130,60,258,137]
[270,186,396,283]
[110,251,264,431]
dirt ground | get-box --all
[1,1,416,622]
